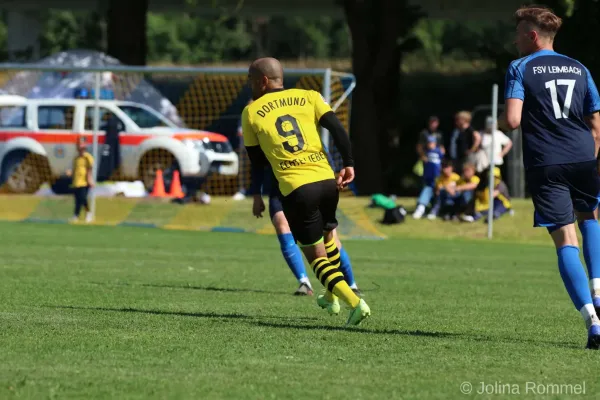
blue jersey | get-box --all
[505,49,600,169]
[422,147,443,186]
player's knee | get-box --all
[549,223,579,249]
[323,229,335,245]
[576,210,597,225]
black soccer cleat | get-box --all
[586,325,600,350]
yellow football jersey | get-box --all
[458,175,480,186]
[435,172,460,189]
[72,152,93,188]
[242,88,335,196]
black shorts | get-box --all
[281,179,339,246]
[527,160,600,229]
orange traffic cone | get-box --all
[168,170,185,199]
[150,169,167,197]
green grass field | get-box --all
[1,218,599,399]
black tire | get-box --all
[0,150,45,194]
[138,149,184,194]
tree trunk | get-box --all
[343,0,384,194]
[373,0,403,194]
[343,0,406,194]
[107,0,148,65]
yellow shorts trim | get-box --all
[299,237,324,248]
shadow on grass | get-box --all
[251,320,581,349]
[49,305,582,349]
[252,320,459,338]
[141,283,290,295]
[90,281,290,295]
[50,305,319,321]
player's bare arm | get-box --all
[319,111,355,189]
[470,130,481,153]
[584,112,600,157]
[86,159,95,188]
[505,98,523,130]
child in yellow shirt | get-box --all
[454,163,481,222]
[473,167,512,222]
[427,159,460,220]
[70,138,95,223]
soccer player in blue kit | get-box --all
[505,6,600,349]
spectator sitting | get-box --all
[413,135,444,219]
[473,167,512,222]
[453,163,481,222]
[427,159,460,220]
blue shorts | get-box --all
[527,160,600,228]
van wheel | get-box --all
[0,151,46,194]
[138,149,182,193]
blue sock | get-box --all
[579,220,600,281]
[338,247,356,287]
[278,233,307,282]
[557,246,593,311]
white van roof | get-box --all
[0,95,27,105]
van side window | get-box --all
[0,106,26,128]
[85,107,124,131]
[38,106,75,130]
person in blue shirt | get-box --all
[413,135,444,219]
[505,5,600,349]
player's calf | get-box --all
[302,242,361,309]
[273,211,313,292]
[576,213,600,309]
[325,230,359,291]
[551,225,600,344]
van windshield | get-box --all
[118,105,170,128]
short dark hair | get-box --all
[428,115,439,123]
[462,162,475,171]
[515,5,563,38]
[441,159,453,169]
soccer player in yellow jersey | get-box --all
[242,57,370,325]
[69,138,95,223]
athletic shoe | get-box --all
[412,205,425,219]
[352,287,363,297]
[85,212,93,223]
[586,324,600,350]
[294,283,313,296]
[232,191,246,201]
[460,214,475,223]
[426,213,437,220]
[346,299,371,326]
[317,294,340,315]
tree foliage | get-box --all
[27,10,352,63]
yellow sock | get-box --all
[325,290,337,302]
[324,239,341,303]
[310,257,360,308]
[325,238,341,269]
